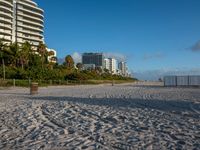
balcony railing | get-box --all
[17,1,43,13]
[0,23,12,29]
[17,11,43,23]
[0,0,13,7]
[17,34,43,42]
[0,35,12,41]
[0,11,13,19]
[17,5,43,19]
[0,17,12,23]
[0,5,13,13]
[0,29,12,35]
[17,23,43,33]
[17,29,43,38]
[17,15,44,28]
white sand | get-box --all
[0,83,200,149]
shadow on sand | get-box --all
[26,95,200,116]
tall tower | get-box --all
[0,0,44,48]
[118,61,127,76]
[109,58,117,74]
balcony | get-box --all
[17,5,43,19]
[17,34,43,43]
[17,13,43,27]
[17,1,44,13]
[0,11,13,19]
[17,11,43,23]
[0,35,12,41]
[17,29,43,38]
[0,29,12,35]
[17,23,43,33]
[0,5,13,13]
[0,23,12,30]
[0,0,13,7]
[17,16,44,28]
[0,17,12,24]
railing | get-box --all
[0,17,12,23]
[0,79,118,87]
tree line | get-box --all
[0,39,136,81]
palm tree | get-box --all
[9,42,20,67]
[37,42,47,70]
[20,41,32,69]
[65,55,74,69]
[0,39,8,80]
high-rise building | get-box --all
[82,53,104,68]
[0,0,44,48]
[109,58,117,74]
[104,58,117,74]
[104,58,110,70]
[118,61,127,76]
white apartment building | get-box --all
[0,0,44,47]
[104,58,110,70]
[118,61,128,76]
[104,58,117,74]
[109,58,117,74]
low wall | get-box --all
[164,76,200,87]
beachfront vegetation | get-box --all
[0,39,136,82]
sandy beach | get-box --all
[0,83,200,149]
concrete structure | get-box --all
[82,53,104,68]
[47,48,57,63]
[83,64,96,70]
[118,61,127,76]
[109,58,117,74]
[164,75,200,87]
[0,0,44,48]
[104,58,110,70]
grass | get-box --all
[0,79,137,87]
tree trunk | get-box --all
[2,58,5,80]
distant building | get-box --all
[103,58,117,74]
[104,58,110,70]
[118,61,127,76]
[109,58,117,74]
[82,53,104,68]
[47,48,57,63]
[83,64,96,70]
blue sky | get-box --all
[35,0,200,80]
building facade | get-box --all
[103,58,117,74]
[109,58,117,74]
[0,0,44,48]
[118,61,127,76]
[82,53,104,68]
[104,58,110,70]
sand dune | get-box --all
[0,83,200,149]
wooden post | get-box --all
[29,78,31,86]
[2,59,5,80]
[13,79,15,87]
